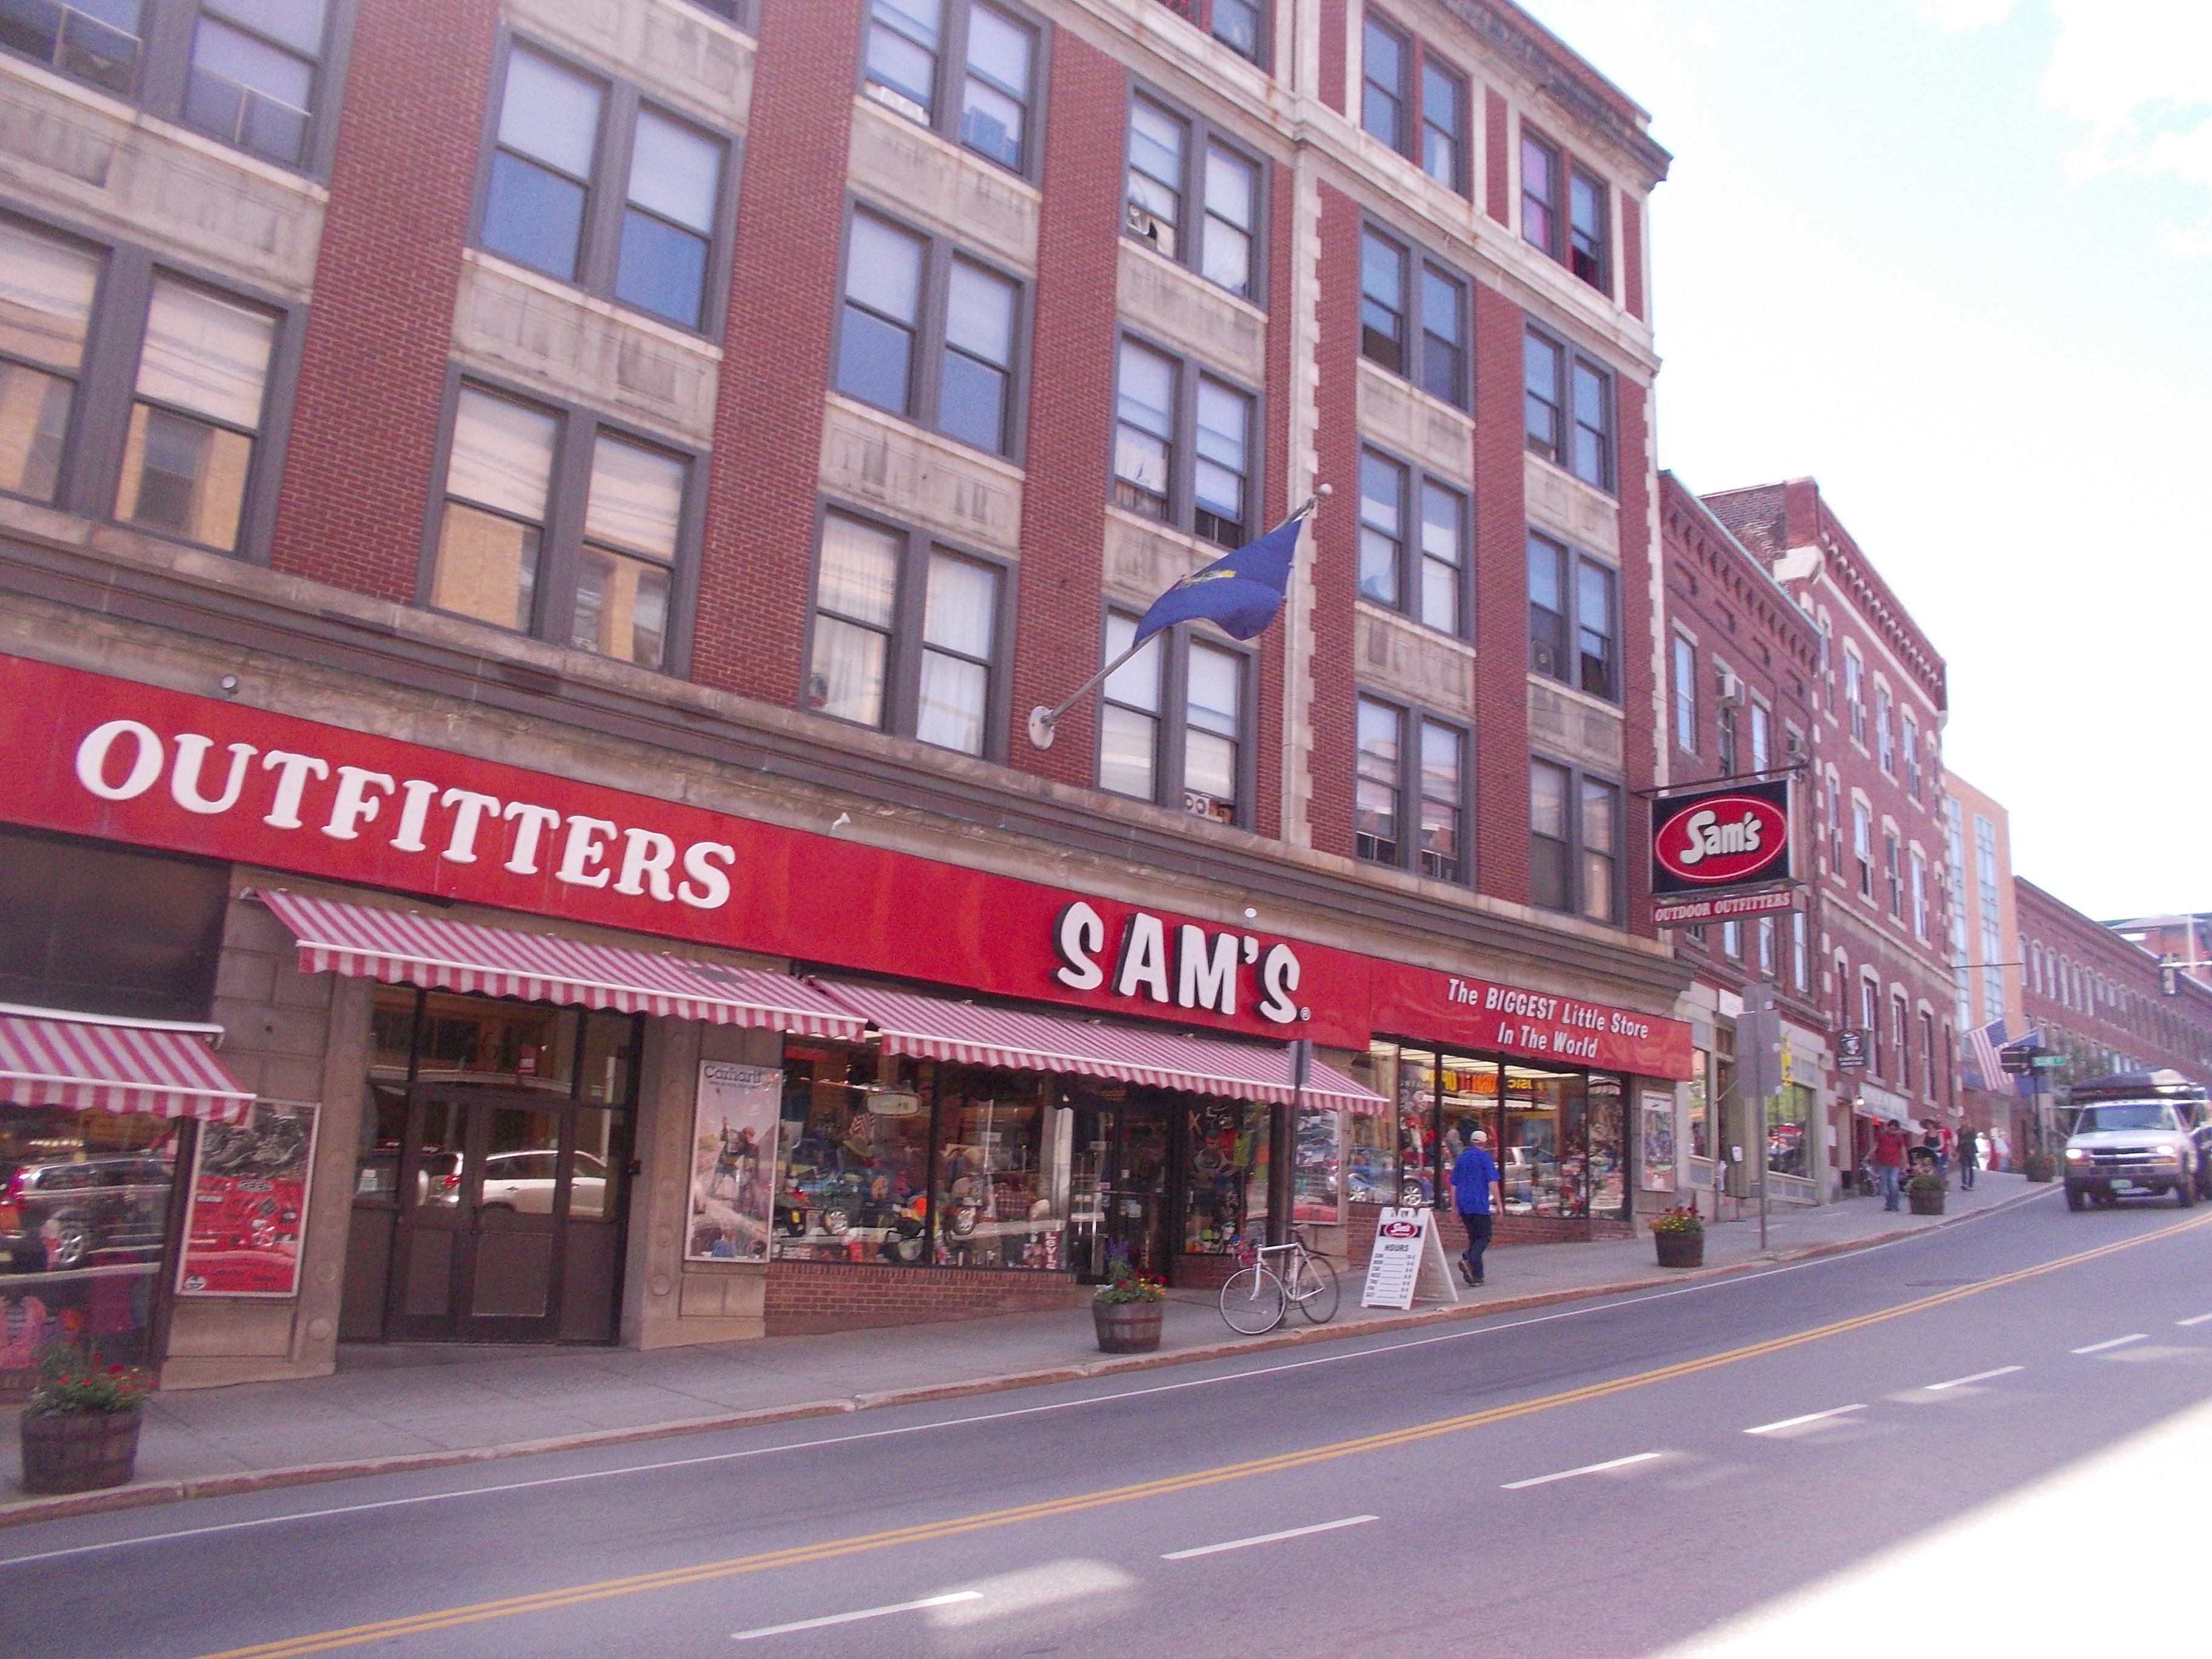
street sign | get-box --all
[1835,1028,1870,1070]
[2030,1053,2065,1070]
[2000,1048,2033,1076]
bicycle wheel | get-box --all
[1219,1265,1287,1335]
[1290,1253,1340,1324]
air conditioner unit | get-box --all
[1715,671,1745,708]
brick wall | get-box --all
[764,1261,1078,1335]
[1470,285,1532,903]
[267,0,498,597]
[689,2,863,705]
[1484,87,1510,225]
[1621,193,1645,320]
[1305,181,1361,859]
[1320,0,1348,115]
[1002,34,1125,792]
[1615,376,1658,939]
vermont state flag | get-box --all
[1130,512,1305,646]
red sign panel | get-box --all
[1367,964,1694,1079]
[1651,779,1793,896]
[0,655,1696,1077]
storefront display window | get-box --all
[1588,1073,1625,1215]
[1502,1065,1581,1216]
[1769,1082,1814,1180]
[1184,1098,1267,1253]
[935,1077,1068,1270]
[0,1102,178,1386]
[774,1047,931,1264]
[1292,1106,1342,1225]
[1396,1048,1436,1203]
[1687,1049,1709,1161]
[1349,1043,1398,1203]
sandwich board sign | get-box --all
[1359,1207,1461,1310]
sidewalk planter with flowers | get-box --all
[2022,1150,2057,1184]
[1906,1173,1948,1216]
[1649,1205,1705,1270]
[1091,1253,1165,1353]
[18,1342,153,1495]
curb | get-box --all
[0,1184,2051,1532]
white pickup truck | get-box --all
[2063,1095,2205,1210]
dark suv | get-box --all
[0,1156,174,1272]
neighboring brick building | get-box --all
[1656,473,1827,1210]
[1945,771,2029,1156]
[2105,912,2212,993]
[1702,479,1958,1182]
[0,0,1697,1381]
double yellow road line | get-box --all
[205,1213,2211,1658]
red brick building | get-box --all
[1701,480,1958,1183]
[0,0,1695,1382]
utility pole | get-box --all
[1740,984,1785,1254]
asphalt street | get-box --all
[10,1187,2211,1658]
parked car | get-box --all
[0,1155,173,1272]
[478,1151,608,1216]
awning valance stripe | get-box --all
[250,891,865,1040]
[0,1013,253,1123]
[811,982,1387,1113]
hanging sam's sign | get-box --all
[1650,777,1794,901]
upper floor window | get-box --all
[807,510,1009,756]
[1098,611,1250,825]
[1524,329,1614,491]
[1852,800,1872,899]
[863,0,1040,176]
[429,383,696,674]
[1360,15,1406,151]
[1791,912,1809,994]
[1875,685,1894,774]
[1716,695,1738,777]
[1420,58,1466,193]
[1358,14,1464,195]
[1126,96,1262,302]
[1208,0,1265,64]
[1531,758,1620,924]
[1568,168,1609,292]
[1903,713,1922,800]
[1,0,340,170]
[836,210,1024,459]
[1361,228,1466,407]
[1672,635,1696,754]
[1749,699,1771,773]
[481,45,733,332]
[0,217,292,556]
[1112,337,1255,549]
[1527,534,1615,700]
[1355,697,1468,882]
[1885,831,1902,919]
[1356,448,1466,637]
[1911,848,1929,939]
[1844,649,1865,745]
[1521,130,1560,258]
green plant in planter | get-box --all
[1905,1175,1946,1200]
[26,1336,152,1418]
[2022,1150,2057,1183]
[1648,1204,1704,1236]
[1092,1250,1165,1305]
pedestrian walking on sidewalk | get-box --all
[1957,1124,1979,1191]
[1874,1121,1907,1212]
[1451,1126,1500,1287]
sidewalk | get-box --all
[3,1173,2047,1525]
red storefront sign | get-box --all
[1369,964,1692,1078]
[1,655,1694,1077]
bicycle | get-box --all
[1218,1227,1341,1335]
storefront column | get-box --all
[163,894,373,1388]
[626,1018,780,1349]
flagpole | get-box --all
[1026,489,1327,751]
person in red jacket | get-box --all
[1873,1121,1908,1212]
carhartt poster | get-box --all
[686,1062,782,1262]
[1640,1090,1677,1192]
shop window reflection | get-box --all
[414,993,575,1093]
[1588,1073,1626,1216]
[1184,1098,1267,1253]
[935,1078,1066,1270]
[1349,1041,1398,1204]
[773,1048,931,1264]
[1292,1106,1342,1226]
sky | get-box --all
[1519,0,2212,922]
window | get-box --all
[1532,759,1620,923]
[1527,534,1617,701]
[1716,695,1738,776]
[1875,686,1894,774]
[1904,713,1922,801]
[806,511,1009,756]
[1861,979,1879,1068]
[1852,800,1872,899]
[0,219,99,505]
[1097,612,1251,825]
[428,383,697,673]
[1723,919,1740,960]
[1359,228,1466,407]
[1126,96,1263,302]
[1817,617,1834,714]
[1421,58,1466,192]
[481,45,732,332]
[1885,831,1902,919]
[1356,449,1466,635]
[1911,848,1928,939]
[1111,338,1256,548]
[1845,650,1865,745]
[1828,774,1843,875]
[1791,911,1809,993]
[1521,129,1560,258]
[1360,15,1406,151]
[837,211,1024,459]
[863,1,1040,176]
[1526,329,1614,491]
[1356,699,1469,882]
[1757,916,1777,978]
[0,0,340,170]
[117,275,276,554]
[1568,167,1608,291]
[1209,0,1265,63]
[1672,636,1696,753]
[1894,995,1911,1090]
[1749,700,1771,773]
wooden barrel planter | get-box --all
[1908,1188,1947,1216]
[1654,1230,1704,1270]
[19,1407,142,1495]
[1093,1301,1164,1354]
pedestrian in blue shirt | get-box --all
[1450,1127,1500,1287]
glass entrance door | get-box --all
[1068,1099,1172,1282]
[389,1092,607,1341]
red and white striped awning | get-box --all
[251,891,865,1040]
[813,982,1387,1113]
[0,1010,253,1123]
